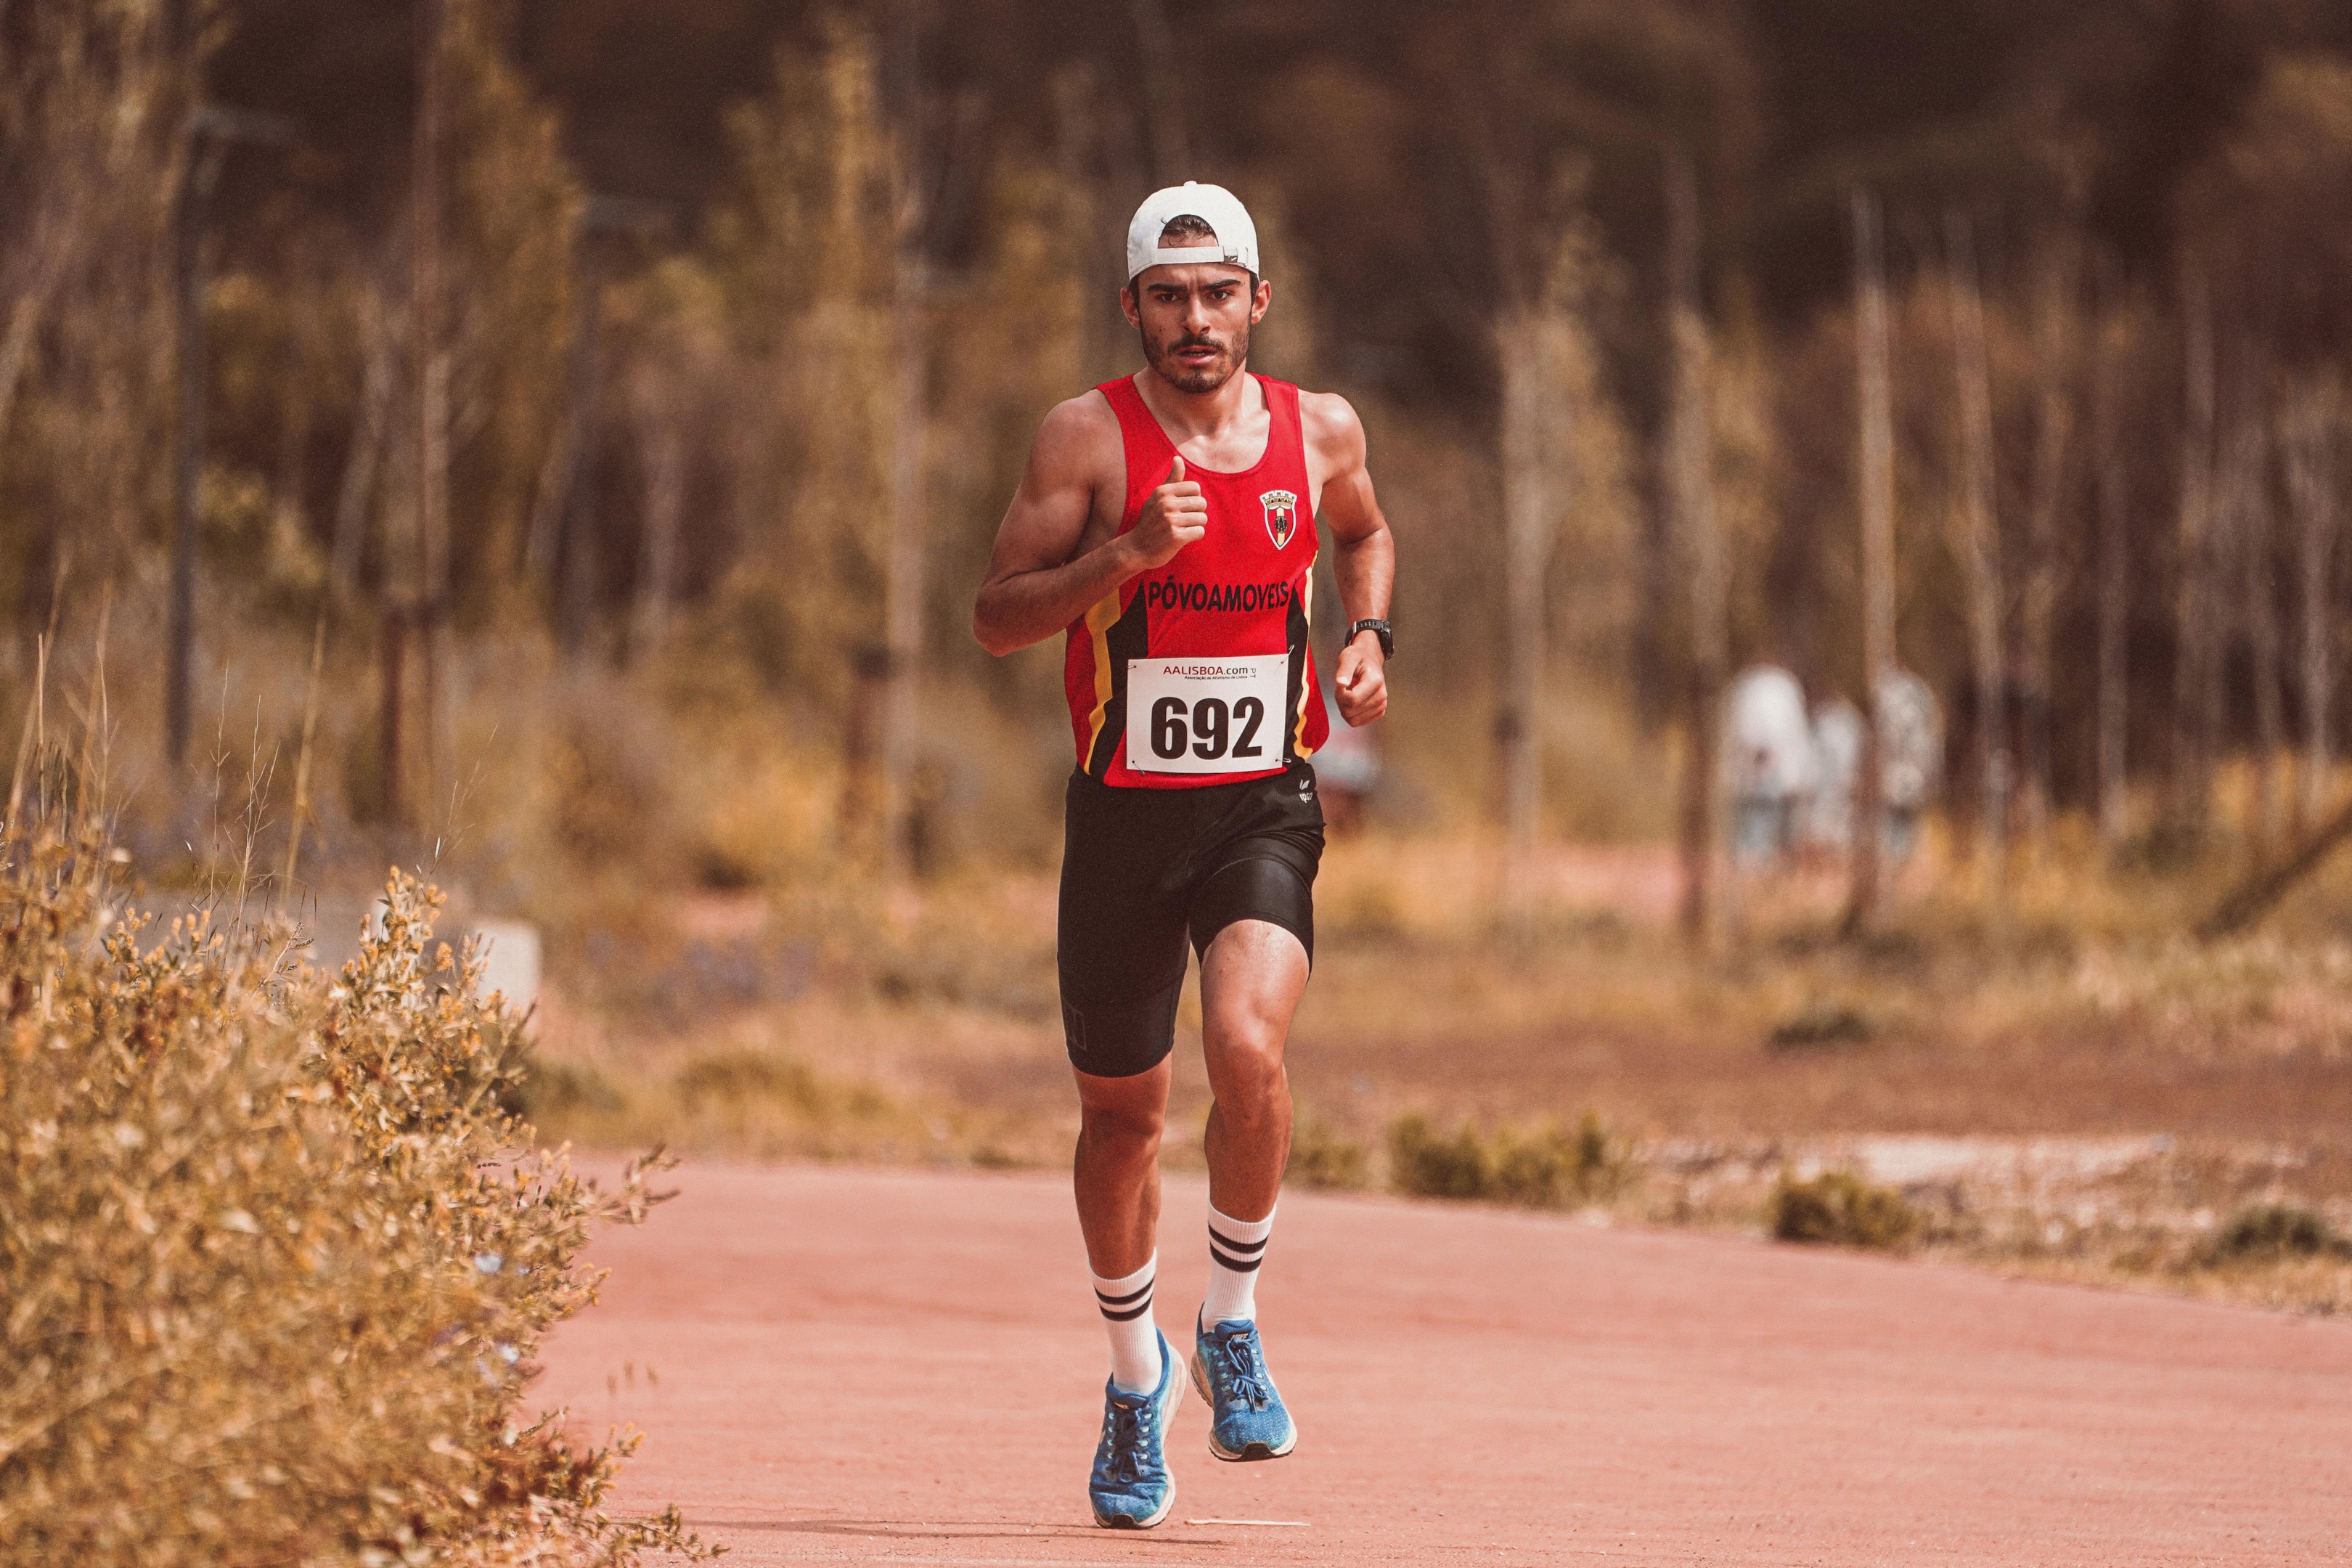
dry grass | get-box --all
[0,814,710,1566]
[514,815,2352,1315]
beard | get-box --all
[1143,318,1250,394]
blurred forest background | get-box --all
[13,1,2352,1298]
[9,0,2352,899]
[22,16,2352,1548]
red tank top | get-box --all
[1064,373,1329,788]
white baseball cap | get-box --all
[1125,181,1259,282]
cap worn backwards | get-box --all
[1124,181,1260,283]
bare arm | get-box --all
[972,395,1206,656]
[1303,391,1395,726]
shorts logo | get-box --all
[1260,489,1299,550]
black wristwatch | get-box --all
[1347,618,1393,659]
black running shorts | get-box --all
[1057,763,1325,1079]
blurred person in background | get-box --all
[1804,691,1864,856]
[1877,669,1943,865]
[1797,674,1942,867]
[1723,663,1816,866]
[971,181,1396,1530]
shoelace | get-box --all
[1214,1329,1271,1410]
[1101,1400,1153,1484]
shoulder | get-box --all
[1028,387,1124,483]
[1294,387,1366,466]
[1039,386,1122,450]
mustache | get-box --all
[1168,332,1225,353]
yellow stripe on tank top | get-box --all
[1082,587,1124,765]
[1291,573,1318,758]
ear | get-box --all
[1119,282,1143,330]
[1249,277,1273,325]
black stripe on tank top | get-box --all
[1086,588,1152,779]
[1282,552,1312,765]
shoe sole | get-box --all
[1092,1339,1185,1530]
[1189,1347,1299,1463]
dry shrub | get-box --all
[0,824,711,1566]
[661,1045,909,1160]
[1287,1116,1370,1191]
[1768,1170,1920,1250]
[2201,1203,2351,1266]
[1387,1111,1631,1207]
[1387,1113,1493,1199]
[1765,1003,1875,1053]
[674,1048,830,1115]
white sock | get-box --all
[1093,1254,1160,1394]
[1201,1205,1273,1328]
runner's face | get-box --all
[1124,258,1270,394]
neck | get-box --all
[1136,361,1259,439]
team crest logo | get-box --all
[1259,489,1299,550]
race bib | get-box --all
[1125,656,1289,775]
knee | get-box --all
[1080,1095,1166,1154]
[1208,1024,1289,1114]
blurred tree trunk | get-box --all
[2230,404,2281,858]
[554,233,605,660]
[1845,190,1895,934]
[523,267,587,589]
[2173,263,2217,839]
[2285,376,2342,826]
[882,259,927,881]
[164,0,209,771]
[878,0,949,881]
[0,197,89,449]
[2093,314,2131,851]
[2019,237,2078,856]
[334,279,399,591]
[1127,0,1191,184]
[0,2,144,450]
[1498,309,1558,870]
[396,0,451,828]
[271,247,325,586]
[1946,212,2007,922]
[1051,65,1121,384]
[628,377,685,662]
[167,132,224,770]
[1665,150,1722,948]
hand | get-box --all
[1334,630,1387,727]
[1125,455,1207,568]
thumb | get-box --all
[1167,454,1185,485]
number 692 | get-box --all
[1149,695,1267,762]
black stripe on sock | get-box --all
[1208,1245,1263,1273]
[1207,1228,1267,1255]
[1098,1291,1155,1322]
[1094,1280,1153,1309]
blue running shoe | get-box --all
[1087,1329,1185,1530]
[1190,1314,1297,1461]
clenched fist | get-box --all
[1126,455,1207,568]
[1334,631,1387,727]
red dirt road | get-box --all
[538,1163,2352,1564]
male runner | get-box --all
[973,181,1396,1530]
